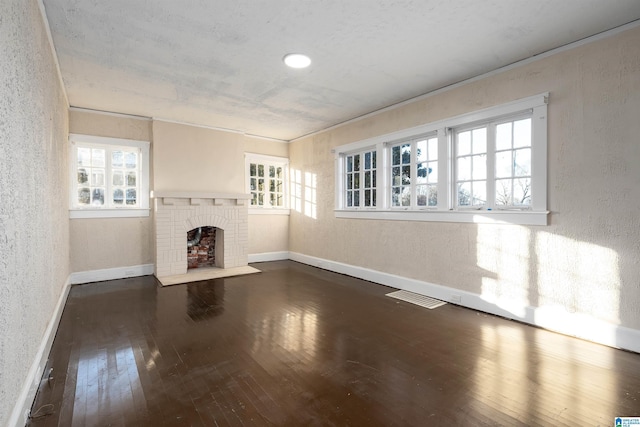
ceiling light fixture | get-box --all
[283,53,311,69]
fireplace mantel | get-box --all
[153,191,250,203]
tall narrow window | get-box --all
[363,151,377,207]
[416,136,438,207]
[391,143,411,207]
[495,118,532,207]
[455,127,487,207]
[269,165,285,207]
[345,149,376,208]
[390,134,438,208]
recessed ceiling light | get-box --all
[283,53,311,69]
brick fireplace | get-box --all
[153,192,250,280]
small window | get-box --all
[69,134,150,218]
[245,153,289,212]
[455,127,487,208]
[344,149,376,208]
[495,118,532,207]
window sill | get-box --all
[70,208,150,219]
[334,209,548,226]
[249,208,291,216]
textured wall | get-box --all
[289,26,640,334]
[0,1,69,425]
[68,110,154,272]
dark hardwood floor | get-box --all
[28,261,640,426]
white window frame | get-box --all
[245,153,290,215]
[453,112,535,210]
[69,134,150,219]
[343,148,378,209]
[333,93,549,225]
[388,133,439,210]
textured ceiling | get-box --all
[42,0,640,141]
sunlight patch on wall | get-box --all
[535,231,621,325]
[476,224,532,318]
[290,169,302,213]
[304,172,317,219]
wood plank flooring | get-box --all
[28,261,640,426]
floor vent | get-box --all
[386,290,447,310]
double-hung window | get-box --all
[334,93,548,225]
[69,134,150,218]
[245,153,289,212]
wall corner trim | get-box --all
[70,264,155,285]
[7,276,71,427]
[288,252,640,354]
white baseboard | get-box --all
[8,276,72,427]
[70,264,155,285]
[289,252,640,354]
[248,251,290,263]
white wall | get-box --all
[0,1,70,425]
[288,25,640,351]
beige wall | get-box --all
[244,135,290,255]
[69,110,154,272]
[248,214,289,255]
[151,122,292,256]
[244,135,289,158]
[69,109,152,141]
[1,1,70,425]
[152,120,244,193]
[69,117,291,272]
[289,26,640,335]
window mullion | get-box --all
[438,128,449,211]
[410,140,417,209]
[486,124,496,208]
[105,146,111,208]
[377,142,387,210]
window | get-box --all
[494,117,532,207]
[455,127,488,207]
[345,149,377,208]
[454,115,533,209]
[69,134,150,218]
[245,153,289,213]
[390,135,438,208]
[334,93,548,225]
